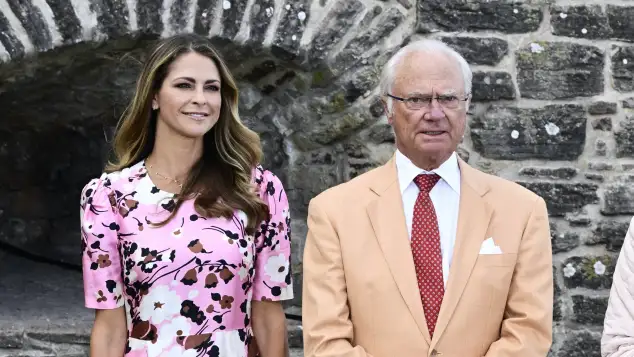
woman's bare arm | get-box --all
[90,307,127,357]
[251,300,289,357]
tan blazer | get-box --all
[302,155,553,357]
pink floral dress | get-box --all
[80,160,293,357]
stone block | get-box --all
[616,115,634,158]
[572,295,609,325]
[624,98,634,109]
[595,139,607,157]
[287,148,342,217]
[169,0,193,33]
[344,138,393,180]
[602,183,634,215]
[272,0,311,60]
[332,7,404,75]
[587,220,629,252]
[221,0,249,39]
[0,11,25,58]
[0,326,23,348]
[611,45,634,92]
[194,0,217,36]
[440,36,508,66]
[471,104,586,160]
[518,167,577,180]
[44,0,82,44]
[585,173,604,182]
[6,0,52,51]
[516,42,604,100]
[137,0,163,34]
[248,0,275,43]
[553,266,562,322]
[550,5,610,40]
[591,118,612,131]
[417,1,542,34]
[588,101,617,115]
[607,5,634,42]
[517,182,599,217]
[288,90,377,149]
[563,255,615,290]
[471,71,515,101]
[557,330,601,357]
[550,222,580,254]
[589,162,613,171]
[308,0,365,63]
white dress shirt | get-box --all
[395,150,461,286]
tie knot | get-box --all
[414,173,440,193]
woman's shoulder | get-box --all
[252,164,285,190]
[80,161,146,205]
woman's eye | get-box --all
[175,83,191,89]
[206,85,220,91]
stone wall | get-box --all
[1,0,634,356]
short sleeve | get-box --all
[80,175,124,309]
[252,169,294,301]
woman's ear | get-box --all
[152,98,159,110]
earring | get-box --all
[152,102,158,110]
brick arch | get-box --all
[0,0,407,71]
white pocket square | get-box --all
[479,237,502,255]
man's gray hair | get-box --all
[379,39,473,112]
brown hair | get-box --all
[106,33,268,234]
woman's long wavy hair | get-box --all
[105,33,269,234]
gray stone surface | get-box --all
[608,5,634,42]
[519,167,578,180]
[517,182,599,217]
[551,5,610,40]
[591,118,612,131]
[616,116,634,158]
[308,0,365,63]
[572,295,609,325]
[602,183,634,215]
[587,220,629,252]
[416,0,542,34]
[551,222,580,254]
[471,71,515,101]
[563,255,615,290]
[6,0,52,51]
[557,330,601,357]
[611,46,634,92]
[471,105,587,160]
[440,36,508,66]
[516,42,604,100]
[589,101,617,116]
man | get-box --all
[301,39,553,357]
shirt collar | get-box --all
[395,149,461,195]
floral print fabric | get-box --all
[80,160,293,357]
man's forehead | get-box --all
[393,53,463,93]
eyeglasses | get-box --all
[386,93,470,110]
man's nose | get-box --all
[427,103,445,119]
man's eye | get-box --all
[408,97,426,103]
[439,95,457,102]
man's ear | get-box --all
[381,97,393,124]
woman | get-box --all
[602,217,634,357]
[80,33,292,357]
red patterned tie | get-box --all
[411,173,444,337]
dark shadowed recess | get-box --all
[0,33,319,268]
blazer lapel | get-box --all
[431,159,493,345]
[366,157,432,344]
